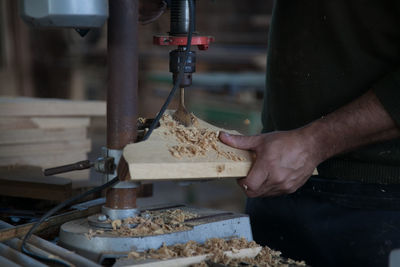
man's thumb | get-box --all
[219,132,258,150]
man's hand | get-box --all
[220,90,400,198]
[220,130,321,197]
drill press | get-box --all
[154,0,214,127]
[21,0,252,264]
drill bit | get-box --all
[173,87,193,127]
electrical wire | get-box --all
[142,0,195,141]
[20,1,195,265]
[20,177,119,266]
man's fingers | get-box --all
[219,132,259,150]
[259,172,310,197]
[237,160,269,197]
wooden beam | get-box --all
[0,117,90,130]
[0,97,106,117]
[0,139,91,157]
[0,166,72,200]
[0,127,87,145]
[0,176,72,201]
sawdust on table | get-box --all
[84,229,105,240]
[127,237,306,267]
[86,209,198,239]
[160,114,245,161]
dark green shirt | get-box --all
[263,0,400,183]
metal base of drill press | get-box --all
[58,204,253,263]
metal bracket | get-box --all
[94,157,115,174]
[101,147,122,182]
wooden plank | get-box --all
[123,111,253,181]
[0,177,72,201]
[122,247,262,267]
[0,117,90,130]
[0,152,88,168]
[0,97,106,117]
[0,178,72,200]
[61,169,91,182]
[0,165,72,200]
[0,139,91,157]
[0,127,87,145]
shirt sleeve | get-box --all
[372,69,400,127]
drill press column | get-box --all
[106,0,139,212]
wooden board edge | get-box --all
[127,161,252,181]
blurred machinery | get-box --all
[8,0,253,265]
[20,0,108,36]
[153,0,213,88]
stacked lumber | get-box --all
[0,166,72,201]
[0,97,106,181]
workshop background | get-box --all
[0,0,272,216]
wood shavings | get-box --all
[127,237,306,266]
[111,219,122,230]
[137,117,146,124]
[93,209,198,238]
[84,229,104,240]
[218,246,307,267]
[161,114,245,161]
[127,251,141,259]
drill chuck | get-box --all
[153,0,213,87]
[170,49,196,87]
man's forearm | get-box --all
[304,90,400,163]
[220,89,400,197]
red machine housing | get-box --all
[153,35,214,50]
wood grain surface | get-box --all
[123,111,253,181]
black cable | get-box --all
[142,0,195,141]
[21,177,119,266]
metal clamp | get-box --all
[101,147,122,182]
[94,157,115,174]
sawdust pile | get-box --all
[84,229,104,240]
[205,246,307,267]
[128,237,256,260]
[161,114,245,161]
[115,209,197,236]
[127,237,306,267]
[86,209,198,239]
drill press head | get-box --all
[153,0,214,87]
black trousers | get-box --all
[246,177,400,267]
